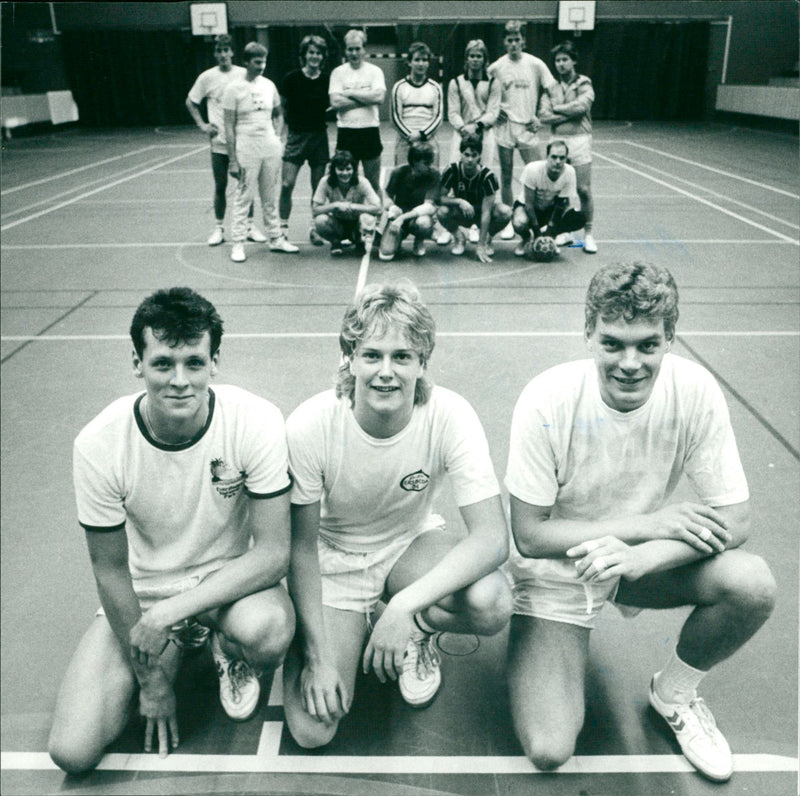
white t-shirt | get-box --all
[187,65,246,153]
[287,387,500,552]
[74,385,291,594]
[222,75,281,140]
[505,355,749,585]
[487,53,555,124]
[518,160,579,210]
[329,61,386,129]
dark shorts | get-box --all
[283,129,330,167]
[335,127,383,162]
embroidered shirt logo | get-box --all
[210,458,245,498]
[400,469,430,492]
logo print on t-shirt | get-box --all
[400,469,430,492]
[210,458,245,498]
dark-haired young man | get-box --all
[505,263,776,782]
[48,287,294,773]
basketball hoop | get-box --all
[558,0,596,37]
[190,3,228,37]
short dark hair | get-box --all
[459,133,483,154]
[130,287,224,358]
[551,40,578,61]
[329,149,358,187]
[547,139,569,156]
[585,263,680,341]
[408,141,435,166]
[214,34,233,50]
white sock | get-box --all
[654,649,707,704]
[414,611,436,635]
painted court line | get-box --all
[0,146,207,232]
[621,141,800,199]
[3,332,798,343]
[597,152,799,245]
[1,145,156,196]
[2,239,796,251]
[1,750,796,775]
[611,153,800,230]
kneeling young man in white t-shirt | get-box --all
[505,262,776,782]
[49,287,294,773]
[283,282,511,748]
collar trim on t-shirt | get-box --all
[134,387,217,451]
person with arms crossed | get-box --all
[329,29,386,194]
[279,34,331,247]
[438,133,511,263]
[48,287,295,773]
[185,35,264,247]
[488,20,556,241]
[505,262,776,782]
[283,282,511,748]
[312,148,381,257]
[511,139,586,258]
[378,141,441,261]
[224,42,299,263]
[538,41,597,253]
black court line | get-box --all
[0,291,98,365]
[677,334,800,462]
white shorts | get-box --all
[319,515,446,614]
[557,133,592,166]
[495,120,541,151]
[506,553,640,629]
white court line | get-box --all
[0,145,156,196]
[597,153,799,245]
[3,332,798,343]
[621,141,800,199]
[2,239,796,251]
[1,155,192,219]
[611,153,800,230]
[1,750,796,775]
[0,146,207,232]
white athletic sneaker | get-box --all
[468,224,480,244]
[499,221,515,240]
[413,239,427,257]
[211,633,260,721]
[207,226,224,246]
[230,243,246,263]
[434,224,452,246]
[398,629,441,709]
[584,233,598,254]
[450,229,466,256]
[555,232,574,247]
[247,225,267,243]
[269,235,299,253]
[649,678,733,782]
[514,242,527,257]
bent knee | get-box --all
[463,574,512,635]
[518,730,575,770]
[48,732,103,775]
[285,714,340,749]
[717,552,777,614]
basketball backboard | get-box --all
[190,3,228,36]
[558,0,596,35]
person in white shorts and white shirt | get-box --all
[48,287,295,773]
[487,20,555,240]
[538,40,597,253]
[283,282,511,748]
[505,262,776,782]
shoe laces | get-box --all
[405,633,440,679]
[224,659,255,703]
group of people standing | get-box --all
[185,20,598,264]
[49,263,775,785]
